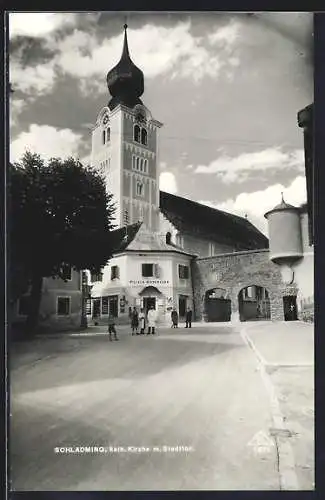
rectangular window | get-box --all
[57,297,70,316]
[132,155,135,170]
[91,272,103,282]
[61,263,72,281]
[178,265,189,279]
[102,297,109,315]
[18,295,31,316]
[136,157,140,171]
[140,158,143,172]
[142,263,154,277]
[111,265,119,280]
[144,159,148,173]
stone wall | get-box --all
[191,249,285,321]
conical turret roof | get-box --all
[264,193,298,219]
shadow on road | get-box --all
[10,332,244,392]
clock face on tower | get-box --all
[102,114,109,125]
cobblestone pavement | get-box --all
[10,324,281,491]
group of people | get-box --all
[171,307,192,328]
[106,305,193,341]
[130,306,158,336]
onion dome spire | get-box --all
[106,24,144,111]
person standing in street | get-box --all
[147,305,157,335]
[171,308,178,328]
[131,306,139,335]
[108,313,119,341]
[139,308,146,334]
[185,307,192,328]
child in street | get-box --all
[139,308,146,334]
[131,307,139,335]
[108,313,119,341]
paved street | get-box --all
[242,321,314,490]
[9,323,313,491]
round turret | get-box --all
[264,193,303,264]
[106,24,144,111]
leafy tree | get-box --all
[9,151,116,334]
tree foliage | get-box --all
[9,151,116,331]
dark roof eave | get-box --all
[113,249,197,258]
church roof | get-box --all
[159,191,268,250]
[110,222,142,253]
[110,221,194,256]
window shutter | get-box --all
[116,266,120,279]
[154,264,160,278]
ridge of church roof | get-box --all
[159,191,268,250]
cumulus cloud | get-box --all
[199,175,307,235]
[10,98,26,127]
[54,22,231,87]
[10,18,242,97]
[10,124,83,163]
[10,59,57,95]
[159,172,178,194]
[208,20,240,47]
[194,147,304,183]
[9,12,77,38]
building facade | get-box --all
[12,26,313,331]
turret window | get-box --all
[141,128,148,146]
[106,127,110,142]
[102,130,106,144]
[134,124,141,142]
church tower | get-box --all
[90,24,163,232]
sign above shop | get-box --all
[129,280,170,286]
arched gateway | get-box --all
[192,249,285,322]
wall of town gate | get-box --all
[191,249,284,321]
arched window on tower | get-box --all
[102,130,106,145]
[134,124,140,143]
[141,128,148,146]
[106,127,110,142]
[136,181,144,197]
[166,232,171,245]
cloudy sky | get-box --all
[9,11,313,234]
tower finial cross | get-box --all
[281,191,285,203]
[124,13,128,30]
